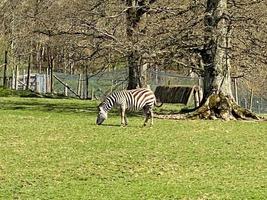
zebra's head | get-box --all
[96,104,107,125]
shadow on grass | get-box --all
[0,99,98,116]
[100,123,146,128]
[100,124,121,127]
[0,98,143,118]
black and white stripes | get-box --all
[96,88,156,126]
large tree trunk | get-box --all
[196,0,258,120]
[155,0,260,121]
[126,0,141,90]
[201,0,232,100]
[127,51,140,89]
[125,0,156,89]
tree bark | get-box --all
[85,65,89,99]
[3,51,8,88]
[126,0,140,89]
[155,0,261,121]
[127,51,140,89]
[50,55,54,94]
[194,0,260,120]
[201,0,232,100]
[125,0,155,89]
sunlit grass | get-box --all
[0,97,266,199]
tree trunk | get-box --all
[47,46,54,94]
[125,0,157,89]
[127,51,140,89]
[193,0,259,120]
[85,65,89,99]
[194,0,239,119]
[201,0,232,100]
[126,0,140,89]
[155,0,260,121]
[50,55,54,94]
[3,51,8,88]
[125,0,154,89]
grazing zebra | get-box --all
[96,88,160,126]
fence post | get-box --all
[234,78,238,103]
[198,78,203,103]
[46,68,50,93]
[64,83,68,96]
[15,65,19,90]
[23,70,26,90]
[77,74,81,97]
[249,88,253,111]
[91,87,94,100]
[35,75,39,93]
[155,66,159,85]
[50,57,54,93]
[194,87,200,107]
[12,69,15,89]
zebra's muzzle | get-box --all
[96,112,107,125]
[96,117,105,125]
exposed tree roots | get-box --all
[155,92,263,121]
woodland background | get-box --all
[0,0,266,108]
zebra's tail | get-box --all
[154,98,163,107]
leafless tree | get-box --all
[0,0,266,116]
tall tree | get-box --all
[187,0,260,120]
[124,0,156,89]
[201,0,232,99]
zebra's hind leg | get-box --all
[120,107,127,127]
[146,108,154,127]
[150,109,154,127]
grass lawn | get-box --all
[0,97,266,200]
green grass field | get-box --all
[0,97,266,200]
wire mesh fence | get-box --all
[53,69,128,99]
[0,68,266,113]
[54,69,267,113]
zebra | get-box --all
[96,88,161,126]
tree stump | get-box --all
[155,92,262,121]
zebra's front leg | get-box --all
[143,107,149,127]
[143,115,149,126]
[124,116,128,126]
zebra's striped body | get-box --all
[96,88,156,126]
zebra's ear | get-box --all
[97,103,100,111]
[97,102,103,111]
